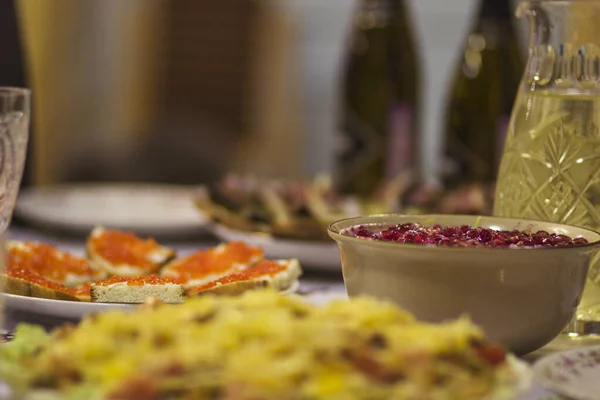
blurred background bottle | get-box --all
[337,0,420,197]
[441,0,523,189]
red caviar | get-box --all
[7,266,72,292]
[69,282,92,300]
[6,243,99,283]
[168,242,263,282]
[89,230,162,271]
[188,260,285,295]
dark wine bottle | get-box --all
[337,0,420,197]
[442,0,524,188]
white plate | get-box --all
[15,183,208,237]
[209,223,341,270]
[490,357,533,400]
[1,281,301,320]
[533,344,600,400]
[2,293,133,319]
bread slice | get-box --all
[187,259,302,296]
[1,272,31,296]
[161,241,264,288]
[6,241,105,287]
[188,279,269,296]
[29,281,81,302]
[70,283,92,302]
[90,275,186,304]
[86,227,175,277]
[4,267,81,301]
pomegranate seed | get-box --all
[531,235,545,245]
[491,239,505,247]
[477,230,493,243]
[442,226,459,237]
[354,227,372,238]
[439,238,452,246]
[398,223,417,233]
[341,223,589,249]
[380,229,400,241]
[412,234,426,244]
[466,229,479,239]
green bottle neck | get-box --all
[478,0,513,20]
[358,0,406,12]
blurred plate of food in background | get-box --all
[194,173,406,242]
[195,173,394,269]
[15,183,208,237]
[196,173,494,268]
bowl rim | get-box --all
[327,213,600,253]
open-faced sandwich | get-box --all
[6,240,106,287]
[90,275,186,304]
[2,241,104,301]
[160,241,264,288]
[187,259,302,296]
[1,290,529,400]
[2,267,82,301]
[3,227,302,304]
[86,226,175,277]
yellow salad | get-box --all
[1,290,524,400]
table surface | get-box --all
[3,225,597,400]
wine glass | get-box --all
[0,87,31,331]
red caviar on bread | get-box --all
[161,241,264,287]
[86,227,176,277]
[6,241,105,287]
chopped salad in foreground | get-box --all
[2,290,525,400]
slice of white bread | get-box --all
[70,283,92,302]
[161,241,264,288]
[1,273,30,296]
[6,241,105,287]
[90,275,186,304]
[29,281,81,302]
[86,227,176,277]
[187,259,302,296]
[2,268,80,301]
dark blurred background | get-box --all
[11,0,524,188]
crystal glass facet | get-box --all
[0,87,31,331]
[493,1,600,335]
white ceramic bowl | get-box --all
[328,214,600,355]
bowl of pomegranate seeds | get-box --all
[328,214,600,355]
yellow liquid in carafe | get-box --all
[494,89,600,321]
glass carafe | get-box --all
[494,0,600,336]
